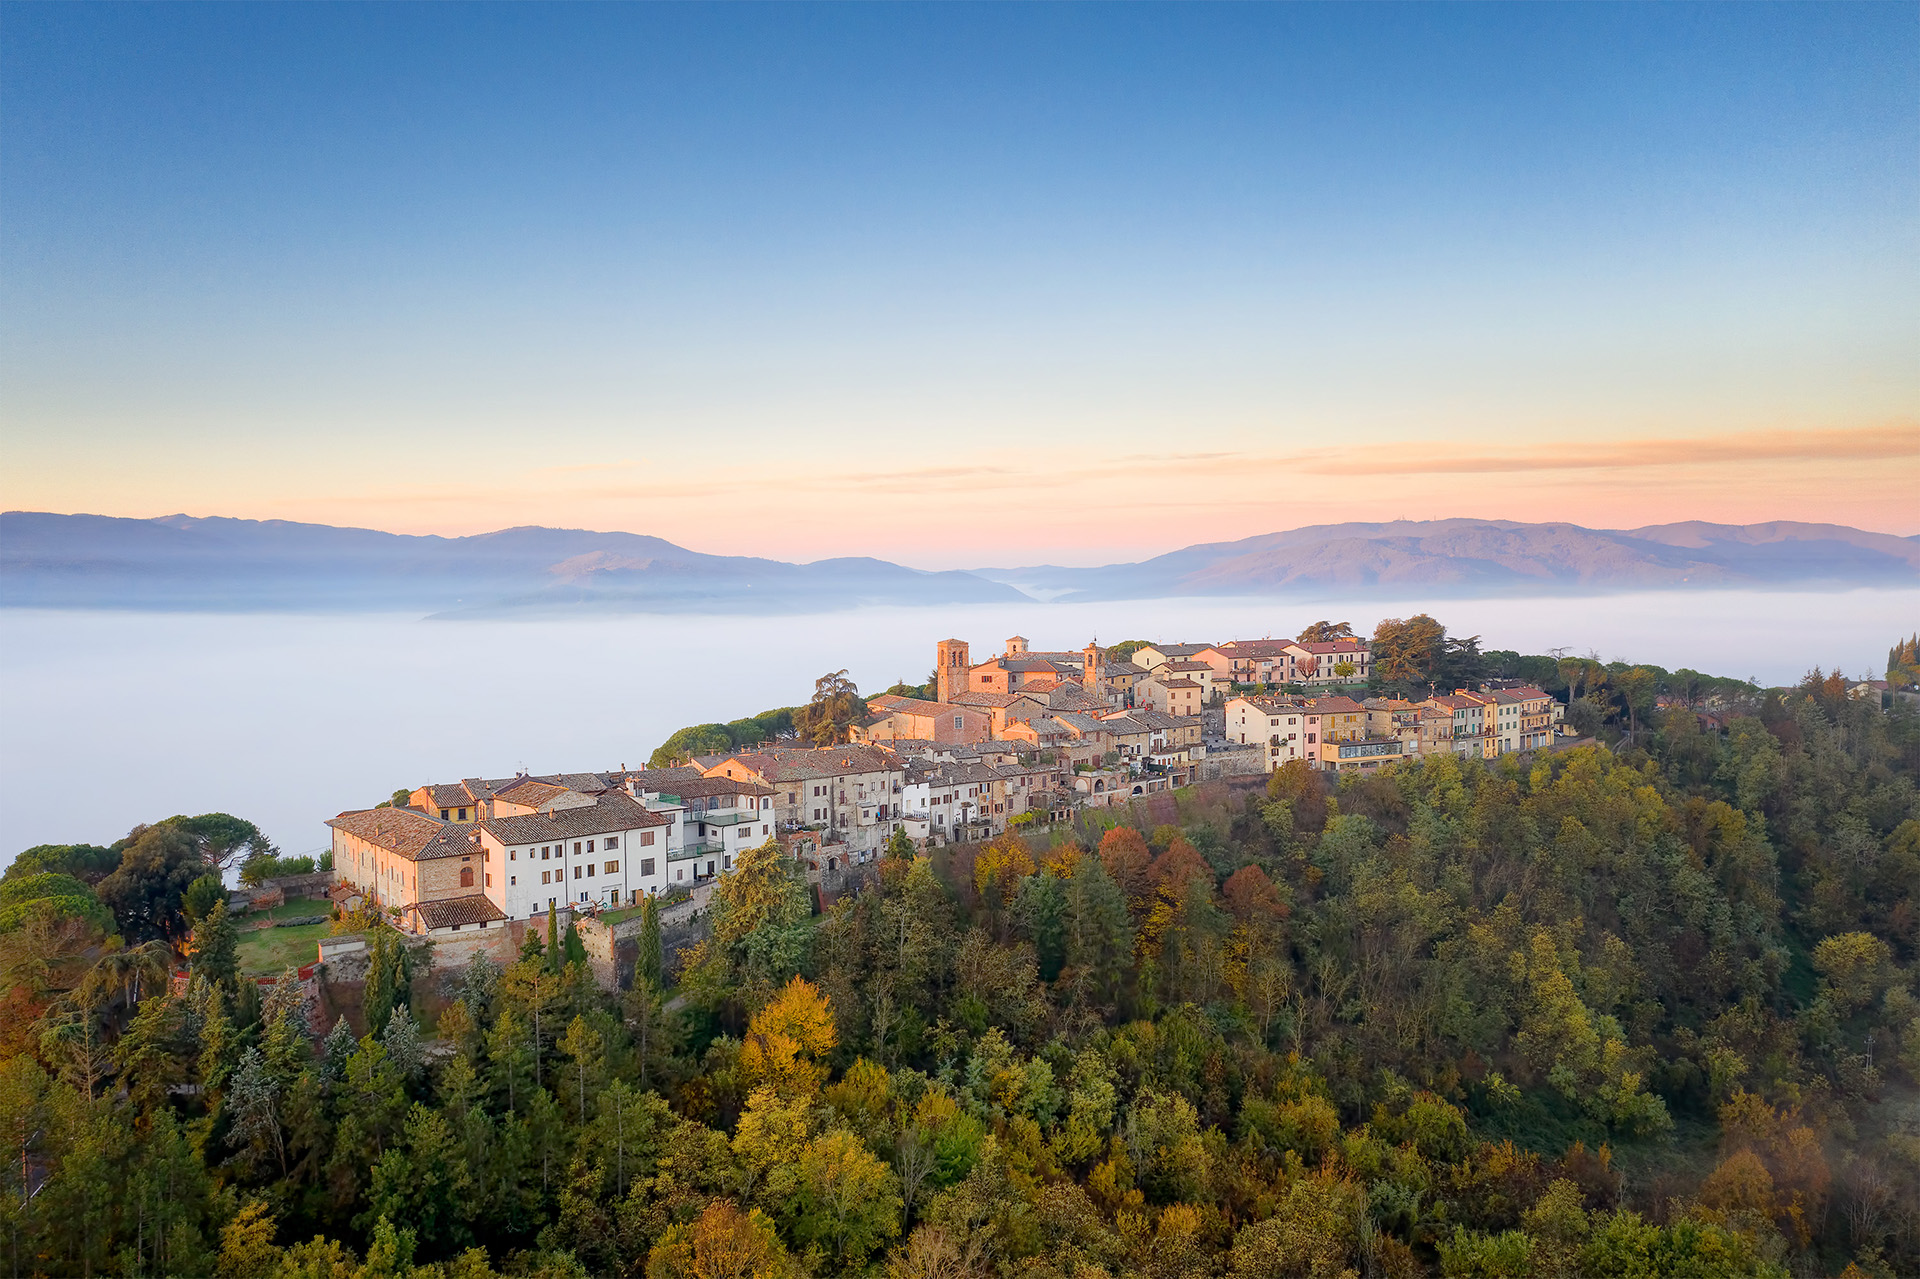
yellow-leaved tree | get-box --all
[741,975,838,1099]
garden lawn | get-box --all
[235,898,334,974]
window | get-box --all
[605,836,618,849]
[485,874,491,887]
[954,715,964,730]
[541,846,550,859]
[510,875,516,885]
[460,867,474,888]
[576,866,585,879]
[586,840,595,853]
[579,891,588,902]
[458,808,468,820]
[541,871,550,884]
[604,861,617,875]
[640,830,656,846]
[439,808,450,821]
[573,842,582,855]
[509,849,516,860]
[640,857,655,876]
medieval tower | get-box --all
[936,638,971,704]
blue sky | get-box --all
[3,4,1915,564]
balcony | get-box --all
[692,809,761,828]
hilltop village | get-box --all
[327,630,1566,938]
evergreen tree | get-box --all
[381,1004,425,1083]
[189,900,239,990]
[225,1046,286,1175]
[638,894,664,990]
[319,1014,356,1083]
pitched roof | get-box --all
[1213,639,1294,657]
[459,777,523,800]
[1227,693,1306,712]
[409,894,507,930]
[704,744,905,783]
[649,776,774,800]
[421,783,476,809]
[924,761,1002,785]
[1046,683,1109,712]
[1123,708,1199,729]
[868,694,978,719]
[480,792,670,845]
[998,658,1074,674]
[1097,715,1151,736]
[1155,678,1201,690]
[1050,712,1112,734]
[950,690,1032,708]
[1163,660,1213,672]
[1290,638,1369,654]
[535,772,621,792]
[1303,696,1366,714]
[1146,643,1210,658]
[614,766,704,791]
[494,778,571,808]
[327,807,452,860]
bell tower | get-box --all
[1082,640,1103,695]
[936,638,971,704]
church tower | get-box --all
[937,639,971,705]
[1082,640,1103,695]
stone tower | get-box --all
[936,638,971,705]
[1082,640,1103,694]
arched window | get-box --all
[459,866,474,888]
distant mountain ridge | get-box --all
[0,512,1026,615]
[973,518,1920,602]
[3,512,1914,615]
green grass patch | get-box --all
[244,895,331,923]
[235,916,333,974]
[599,903,648,926]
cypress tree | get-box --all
[638,894,663,989]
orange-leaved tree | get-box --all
[646,1199,795,1279]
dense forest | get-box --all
[3,668,1919,1278]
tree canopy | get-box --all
[5,678,1919,1277]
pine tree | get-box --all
[459,951,499,1020]
[319,1015,356,1084]
[195,981,239,1100]
[381,1005,425,1083]
[225,1046,286,1175]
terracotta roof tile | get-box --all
[327,807,450,860]
[480,792,669,844]
[409,894,507,930]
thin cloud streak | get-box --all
[1285,424,1920,477]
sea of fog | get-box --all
[2,588,1914,869]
